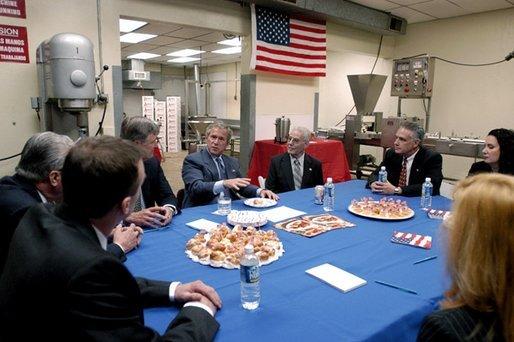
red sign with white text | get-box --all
[0,0,26,18]
[0,24,29,63]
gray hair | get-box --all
[205,121,232,141]
[120,116,159,142]
[290,126,311,143]
[400,121,425,142]
[16,132,74,182]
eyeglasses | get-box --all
[287,136,302,144]
[142,136,160,146]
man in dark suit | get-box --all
[366,121,443,196]
[121,117,180,227]
[182,121,278,208]
[0,136,221,341]
[0,132,140,273]
[265,126,324,193]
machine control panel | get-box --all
[391,56,435,98]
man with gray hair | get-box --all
[0,132,141,273]
[182,121,278,208]
[265,126,324,193]
[121,117,179,227]
[366,121,443,196]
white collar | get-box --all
[36,190,48,203]
[290,153,305,164]
[404,148,419,162]
[92,225,108,251]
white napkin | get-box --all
[306,263,367,293]
[261,206,306,222]
[186,219,219,233]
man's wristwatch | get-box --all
[394,187,402,195]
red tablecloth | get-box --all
[247,139,351,186]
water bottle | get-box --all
[240,244,260,310]
[420,177,433,210]
[217,192,231,215]
[378,166,388,183]
[323,177,335,212]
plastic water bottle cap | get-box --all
[425,177,431,182]
[244,244,254,254]
[380,166,385,171]
[327,177,333,183]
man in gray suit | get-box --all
[182,121,278,208]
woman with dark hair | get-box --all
[418,173,514,341]
[468,128,514,176]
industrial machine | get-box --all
[32,33,106,138]
[324,58,484,175]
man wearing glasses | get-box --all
[265,126,324,193]
[121,117,179,228]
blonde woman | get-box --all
[418,173,514,341]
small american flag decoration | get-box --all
[250,4,326,77]
[391,231,432,249]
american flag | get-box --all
[251,5,326,77]
[391,231,432,249]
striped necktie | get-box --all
[398,157,408,187]
[215,157,226,180]
[293,158,302,190]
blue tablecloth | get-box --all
[125,180,452,341]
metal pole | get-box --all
[425,97,432,132]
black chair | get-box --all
[176,188,185,211]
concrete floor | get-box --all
[161,150,188,194]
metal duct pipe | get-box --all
[193,64,202,116]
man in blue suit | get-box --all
[182,121,278,208]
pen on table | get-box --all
[374,280,418,295]
[413,256,437,265]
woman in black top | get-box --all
[468,128,514,176]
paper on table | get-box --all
[186,219,219,233]
[261,206,306,222]
[306,263,367,293]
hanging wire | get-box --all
[0,152,21,162]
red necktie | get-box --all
[398,157,407,187]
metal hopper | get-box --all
[347,74,387,115]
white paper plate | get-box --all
[347,203,414,221]
[244,197,277,208]
[227,210,268,227]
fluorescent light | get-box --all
[212,46,241,54]
[120,33,157,43]
[217,37,241,47]
[166,49,205,57]
[119,19,147,33]
[168,57,201,63]
[127,52,160,60]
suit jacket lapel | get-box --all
[282,154,295,190]
[409,147,424,184]
[302,154,313,187]
[201,149,220,181]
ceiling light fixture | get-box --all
[217,37,241,47]
[119,19,148,33]
[212,46,241,54]
[120,33,157,43]
[127,52,160,60]
[167,49,205,57]
[168,57,201,63]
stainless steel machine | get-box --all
[324,58,484,175]
[32,33,99,138]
